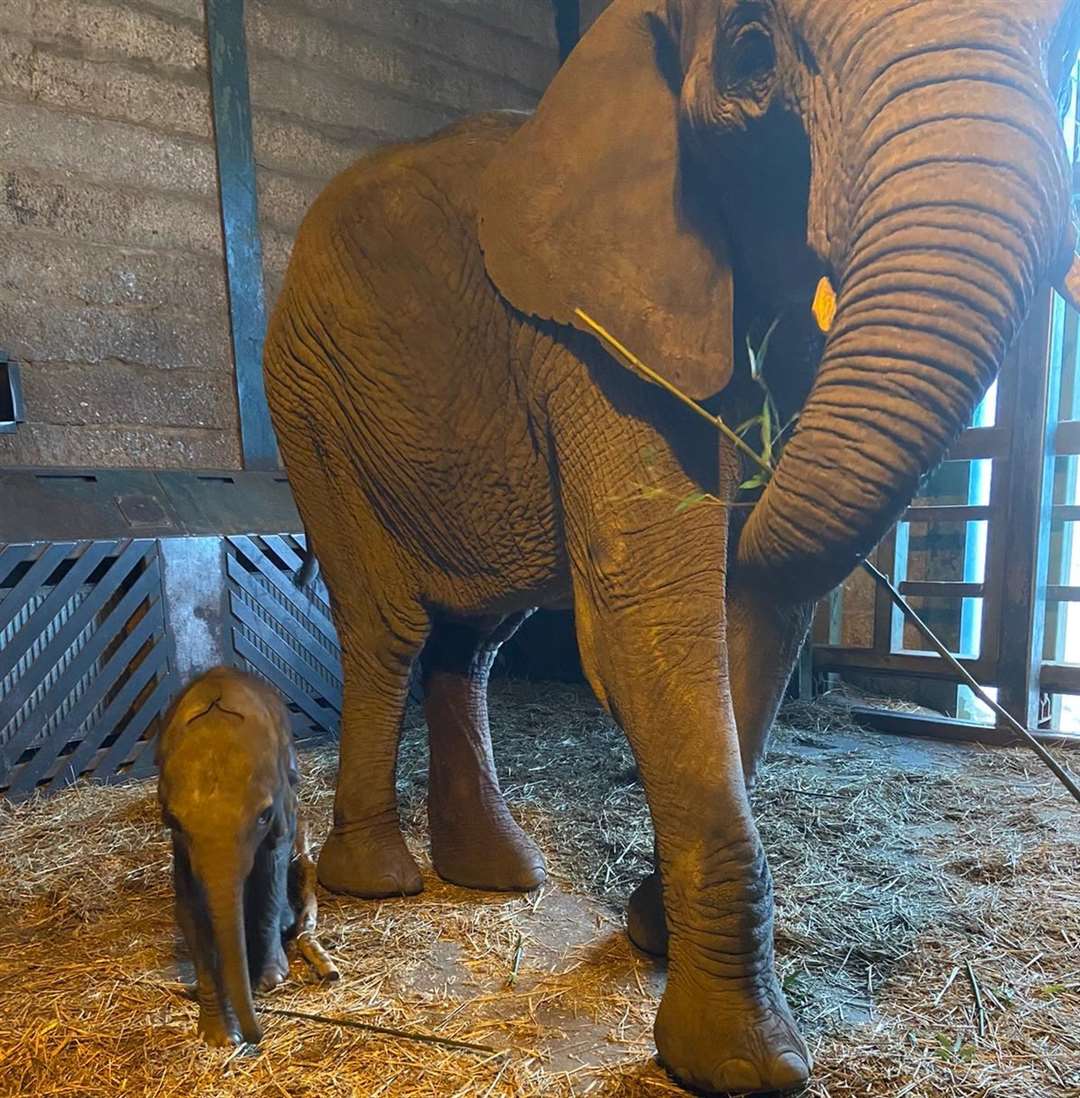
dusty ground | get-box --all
[0,680,1078,1097]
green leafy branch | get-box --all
[573,307,797,512]
[735,317,799,492]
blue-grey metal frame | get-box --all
[204,0,279,470]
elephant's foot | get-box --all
[654,977,810,1095]
[198,1007,241,1048]
[626,872,668,956]
[317,815,423,898]
[255,945,290,993]
[429,796,546,892]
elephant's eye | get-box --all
[731,26,775,85]
[257,806,274,827]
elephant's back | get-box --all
[264,112,565,614]
[292,111,527,251]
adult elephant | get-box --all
[264,1,1080,1091]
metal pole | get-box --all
[204,0,279,470]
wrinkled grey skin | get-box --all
[263,0,1080,1091]
[157,667,298,1047]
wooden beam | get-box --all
[814,645,994,683]
[1053,418,1080,455]
[851,706,1080,749]
[898,580,985,599]
[1041,661,1080,693]
[551,0,580,63]
[995,289,1059,727]
[946,426,1009,461]
[902,504,993,523]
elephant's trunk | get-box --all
[737,64,1071,603]
[203,865,262,1045]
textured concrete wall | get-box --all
[0,0,557,470]
[246,0,558,307]
[580,0,612,33]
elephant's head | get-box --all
[479,0,1080,602]
[156,667,297,1045]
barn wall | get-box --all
[0,0,557,471]
[247,0,558,308]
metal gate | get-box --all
[0,470,343,802]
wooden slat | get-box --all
[898,581,985,599]
[0,544,37,588]
[0,542,75,638]
[260,534,305,573]
[1047,585,1080,602]
[233,632,339,734]
[814,645,994,683]
[0,540,144,727]
[90,668,174,790]
[946,426,1009,460]
[852,706,1080,748]
[1,540,113,658]
[1040,661,1080,693]
[872,533,898,657]
[996,290,1058,728]
[1053,418,1080,455]
[7,604,163,797]
[23,628,163,798]
[229,597,343,713]
[121,737,162,781]
[1052,504,1080,522]
[902,504,993,524]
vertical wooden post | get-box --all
[995,289,1060,728]
[204,0,279,471]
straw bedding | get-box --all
[1,681,1077,1097]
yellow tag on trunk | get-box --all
[812,276,837,333]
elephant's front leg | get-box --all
[567,479,810,1094]
[628,586,815,958]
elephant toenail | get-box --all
[774,1051,811,1088]
[715,1058,762,1092]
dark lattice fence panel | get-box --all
[225,534,342,741]
[0,540,177,800]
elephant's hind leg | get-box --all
[422,614,546,891]
[316,602,429,899]
[246,837,291,992]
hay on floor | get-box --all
[1,681,1078,1097]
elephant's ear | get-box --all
[477,0,734,400]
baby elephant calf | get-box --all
[157,667,337,1046]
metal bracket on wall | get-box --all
[0,350,25,434]
[204,0,279,471]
